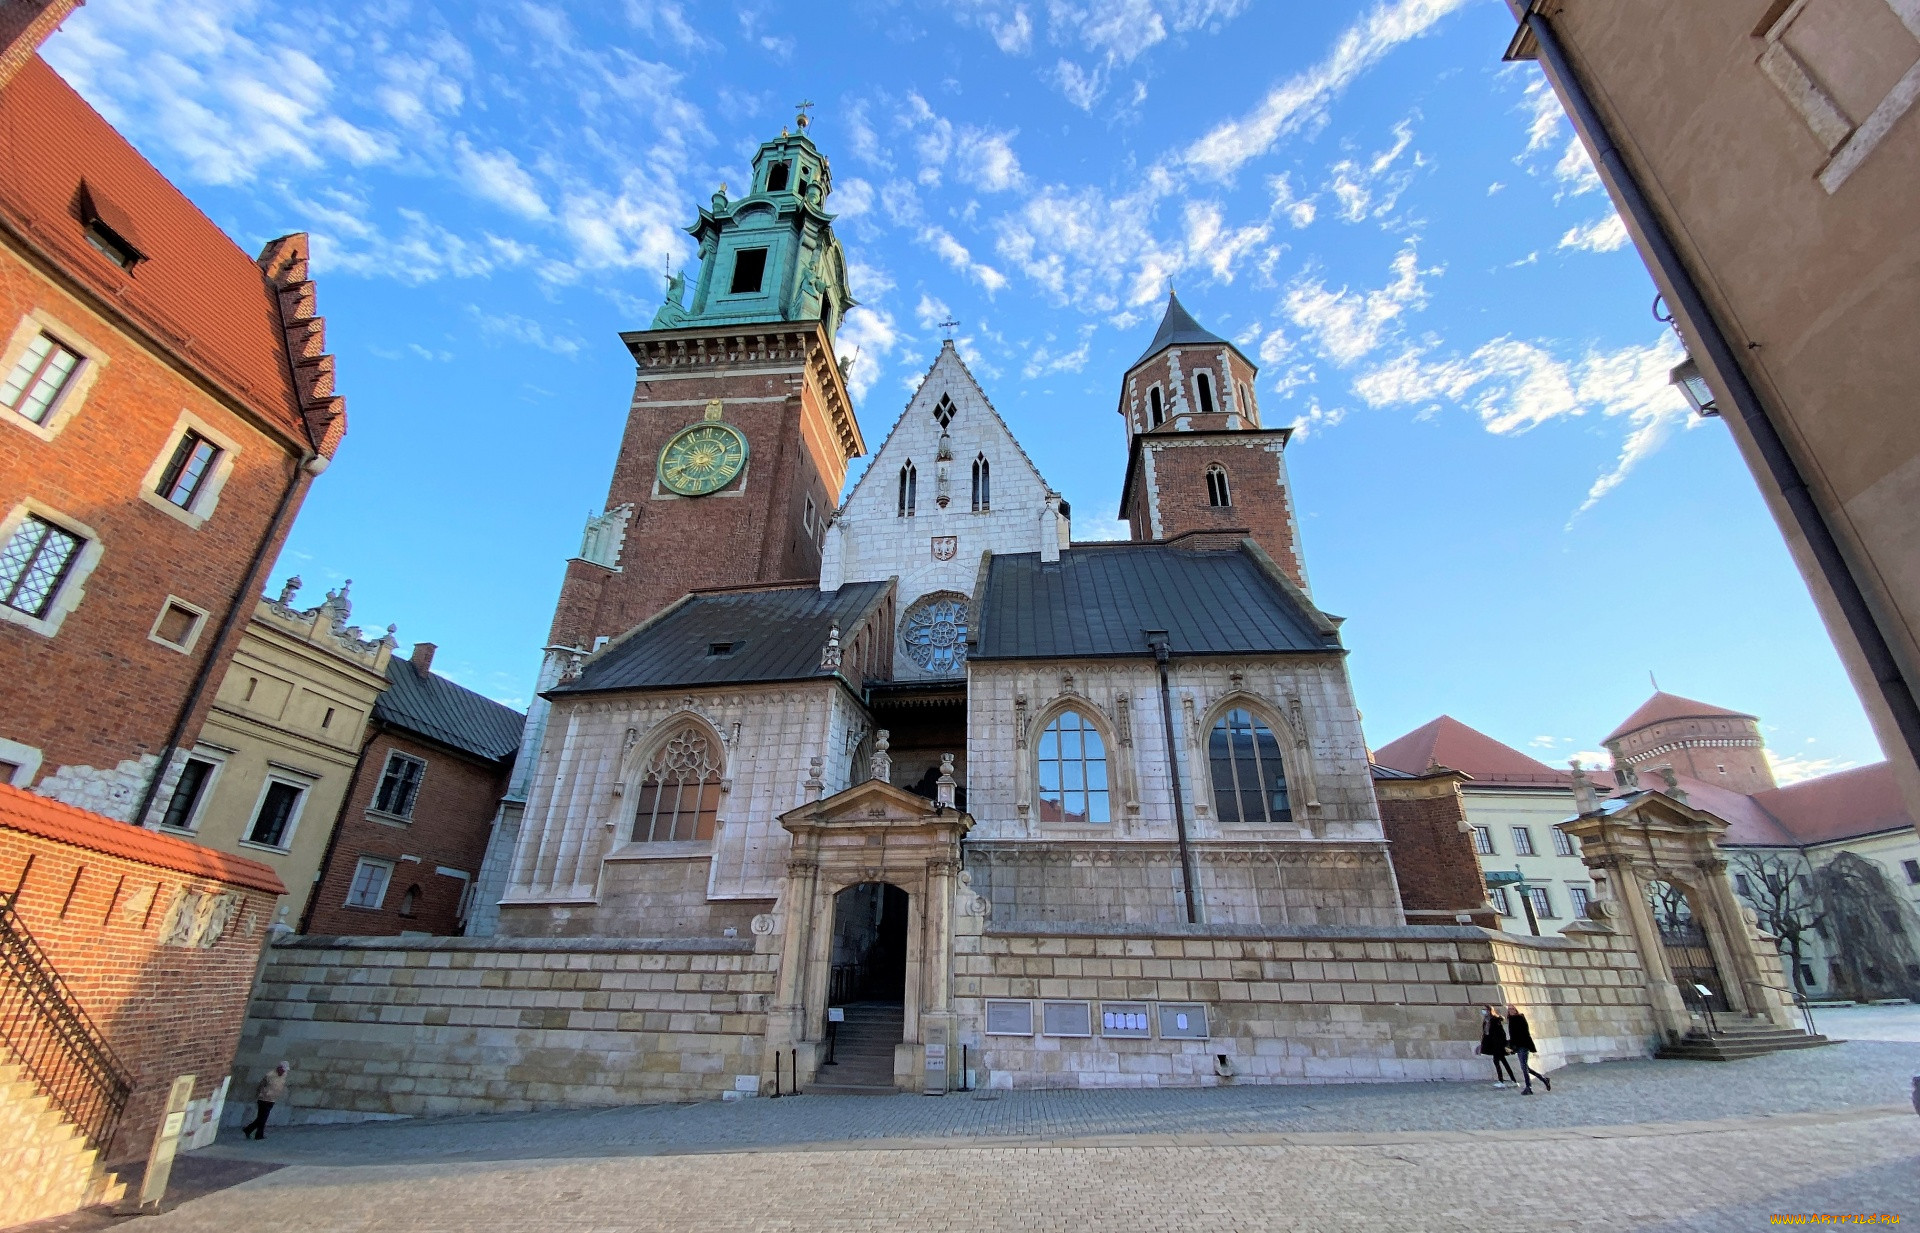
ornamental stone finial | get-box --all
[936,753,956,808]
[1570,760,1598,816]
[276,575,302,606]
[805,756,824,803]
[820,622,843,672]
[870,729,892,784]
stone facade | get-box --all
[233,935,774,1122]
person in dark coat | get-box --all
[242,1061,288,1139]
[1479,1005,1517,1087]
[1505,1007,1551,1094]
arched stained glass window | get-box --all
[1037,710,1110,825]
[632,726,722,842]
[971,454,991,512]
[1208,708,1289,825]
[898,461,917,517]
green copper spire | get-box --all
[651,111,856,340]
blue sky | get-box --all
[43,0,1885,780]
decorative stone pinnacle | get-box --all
[276,575,302,606]
[805,755,824,803]
[870,729,891,784]
[820,622,843,672]
[936,753,956,809]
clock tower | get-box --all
[541,114,864,666]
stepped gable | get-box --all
[556,580,893,694]
[1751,762,1914,845]
[0,59,342,457]
[1371,716,1570,786]
[376,657,525,763]
[971,540,1338,660]
[1604,691,1757,743]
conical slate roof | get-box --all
[1133,291,1232,366]
[1603,691,1757,744]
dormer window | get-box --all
[77,184,145,271]
[766,161,791,193]
[728,248,768,295]
[706,641,738,658]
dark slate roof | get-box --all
[558,581,891,694]
[1133,291,1233,366]
[972,543,1340,660]
[375,658,526,763]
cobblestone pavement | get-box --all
[56,1042,1920,1231]
[1815,1002,1920,1042]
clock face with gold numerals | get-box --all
[658,421,749,496]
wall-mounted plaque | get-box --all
[1041,1000,1093,1038]
[1099,1001,1152,1038]
[1157,1002,1210,1039]
[985,999,1035,1036]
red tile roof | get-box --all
[0,783,286,895]
[1751,762,1915,846]
[1371,716,1575,787]
[1603,691,1757,744]
[0,57,340,455]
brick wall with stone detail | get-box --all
[1373,772,1500,928]
[231,935,775,1123]
[1132,434,1306,588]
[948,910,1658,1090]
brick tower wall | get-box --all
[1126,432,1306,588]
[1374,773,1499,928]
[545,326,856,651]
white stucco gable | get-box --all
[822,341,1066,680]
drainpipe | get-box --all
[1514,3,1920,772]
[132,453,319,828]
[1147,630,1198,924]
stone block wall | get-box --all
[499,855,769,940]
[232,935,774,1123]
[949,913,1658,1090]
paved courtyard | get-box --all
[41,1030,1920,1232]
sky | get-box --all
[40,0,1887,782]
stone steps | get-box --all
[0,1056,126,1227]
[812,1003,904,1094]
[1655,1020,1835,1062]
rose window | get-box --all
[900,592,969,674]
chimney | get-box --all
[410,642,437,674]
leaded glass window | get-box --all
[1208,708,1289,825]
[900,592,968,674]
[897,461,917,517]
[1037,710,1109,825]
[0,514,84,618]
[971,454,990,512]
[1,333,81,424]
[157,430,222,509]
[632,727,722,842]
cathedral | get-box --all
[476,114,1410,1086]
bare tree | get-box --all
[1729,850,1825,993]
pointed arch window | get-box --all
[971,454,991,512]
[934,394,956,430]
[898,461,917,517]
[1206,465,1231,507]
[1038,710,1110,825]
[632,726,722,843]
[1194,370,1216,416]
[1148,386,1164,428]
[1209,708,1289,825]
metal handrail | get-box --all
[1756,981,1820,1037]
[0,892,135,1152]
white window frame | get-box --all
[1490,887,1512,916]
[155,749,225,833]
[1511,825,1536,857]
[0,310,108,443]
[0,736,44,787]
[138,409,241,530]
[1567,885,1592,920]
[370,750,428,821]
[1471,825,1495,855]
[345,856,396,910]
[0,500,103,638]
[146,594,210,656]
[240,773,310,853]
[1526,885,1556,920]
[1552,827,1576,857]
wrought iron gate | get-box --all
[1659,918,1732,1013]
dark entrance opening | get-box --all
[1647,880,1731,1013]
[830,882,907,1004]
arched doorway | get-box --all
[1645,879,1731,1013]
[830,882,908,1004]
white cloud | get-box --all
[1051,59,1104,111]
[1767,750,1858,786]
[836,306,901,400]
[1073,509,1132,541]
[624,0,714,51]
[848,259,895,299]
[454,137,550,220]
[1181,202,1269,282]
[986,5,1033,54]
[1520,76,1564,157]
[1284,242,1437,366]
[833,177,876,218]
[1022,325,1096,378]
[1559,212,1628,253]
[1037,0,1252,109]
[1554,137,1603,197]
[916,294,953,330]
[922,226,1009,294]
[1287,399,1346,437]
[1184,0,1469,180]
[312,210,532,284]
[1326,118,1419,224]
[1269,172,1318,228]
[958,128,1025,193]
[994,183,1183,311]
[470,308,582,356]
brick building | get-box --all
[303,643,522,938]
[0,10,345,828]
[1,784,283,1223]
[1370,763,1499,929]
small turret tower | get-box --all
[1116,292,1309,588]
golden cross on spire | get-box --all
[795,99,815,129]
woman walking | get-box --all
[1506,1007,1552,1094]
[1479,1004,1517,1087]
